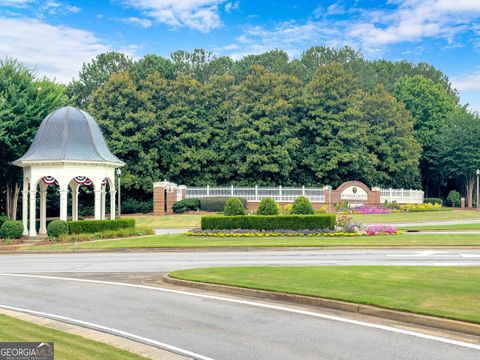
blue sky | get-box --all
[0,0,479,111]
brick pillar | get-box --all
[165,189,177,214]
[461,197,465,209]
[371,187,381,205]
[153,184,165,216]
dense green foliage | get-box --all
[47,220,69,238]
[201,214,336,230]
[0,220,23,239]
[172,198,201,214]
[1,45,473,216]
[447,191,461,208]
[0,215,8,228]
[121,198,153,214]
[68,218,135,234]
[200,197,247,212]
[0,59,70,218]
[291,196,315,215]
[256,197,279,215]
[223,197,247,216]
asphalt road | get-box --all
[1,249,480,273]
[1,250,479,359]
[0,273,479,360]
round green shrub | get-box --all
[424,198,443,206]
[256,197,279,215]
[223,197,247,216]
[0,215,9,228]
[0,220,24,239]
[446,190,461,207]
[291,196,315,215]
[200,197,248,212]
[47,220,69,238]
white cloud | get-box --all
[41,0,80,14]
[118,16,152,28]
[119,0,228,32]
[451,68,480,92]
[224,1,239,14]
[0,17,122,83]
[0,0,33,7]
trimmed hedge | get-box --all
[424,198,443,206]
[0,220,24,239]
[201,214,336,231]
[172,198,201,214]
[200,197,248,212]
[47,220,69,238]
[0,215,9,228]
[68,218,135,234]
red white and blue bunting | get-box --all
[42,176,58,186]
[74,176,92,186]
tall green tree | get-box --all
[435,109,480,207]
[0,59,69,218]
[395,75,459,195]
[223,65,301,185]
[68,52,132,107]
[88,71,161,195]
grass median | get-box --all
[24,233,480,251]
[170,266,480,324]
[0,314,146,359]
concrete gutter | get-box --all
[0,307,189,360]
[164,275,480,337]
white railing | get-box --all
[186,186,325,203]
[379,189,424,204]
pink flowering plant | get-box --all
[357,205,390,214]
[364,224,398,236]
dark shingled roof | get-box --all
[14,107,124,166]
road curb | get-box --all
[164,275,480,337]
[0,307,188,359]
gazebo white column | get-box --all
[39,183,47,235]
[110,190,116,220]
[101,185,106,220]
[59,188,68,221]
[71,183,79,221]
[22,185,29,236]
[94,190,102,220]
[29,187,37,237]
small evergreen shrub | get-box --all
[200,197,247,212]
[122,198,153,214]
[201,214,336,231]
[256,197,279,215]
[446,190,461,207]
[68,218,135,234]
[172,198,201,213]
[0,215,9,228]
[0,220,23,239]
[424,198,443,206]
[291,196,315,214]
[223,197,247,216]
[47,220,69,238]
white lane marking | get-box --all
[460,254,480,258]
[1,273,480,352]
[0,303,213,360]
[387,251,451,257]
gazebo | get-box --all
[13,106,124,237]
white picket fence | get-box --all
[186,186,424,204]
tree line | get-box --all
[1,46,479,217]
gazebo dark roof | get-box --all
[14,106,124,166]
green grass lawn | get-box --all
[351,209,480,224]
[171,266,480,324]
[399,223,480,230]
[26,233,480,251]
[0,314,146,360]
[126,210,480,229]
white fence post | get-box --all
[206,185,210,196]
[302,185,305,196]
[231,185,234,196]
[279,185,282,202]
[255,185,258,201]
